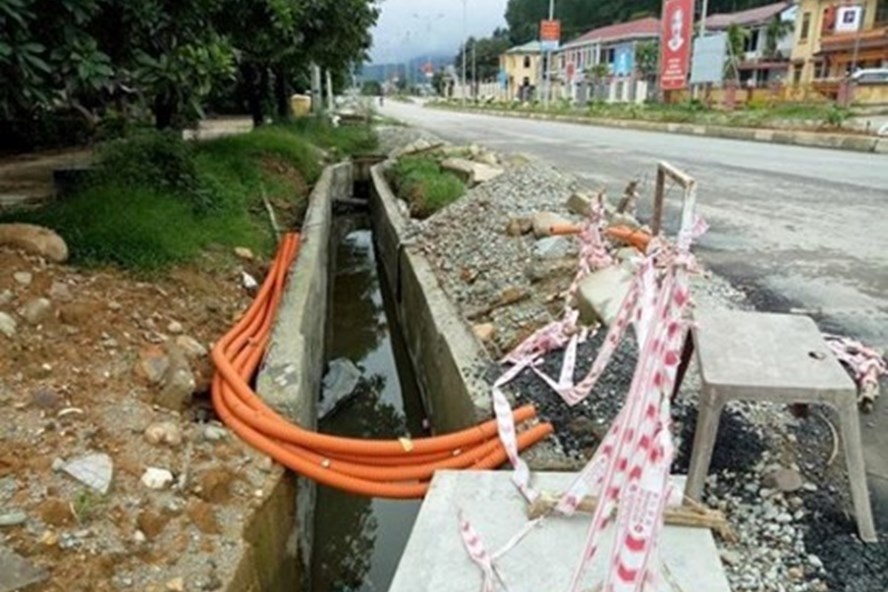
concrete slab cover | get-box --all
[390,471,730,592]
[693,310,855,395]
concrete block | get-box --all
[441,157,504,186]
[566,191,593,217]
[840,136,878,153]
[875,138,888,154]
[389,471,731,592]
[576,265,634,326]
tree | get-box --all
[725,23,750,82]
[0,0,380,142]
[763,15,794,59]
[635,40,659,81]
[454,34,511,82]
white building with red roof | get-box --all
[556,17,661,102]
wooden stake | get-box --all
[527,492,737,543]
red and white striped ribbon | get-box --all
[458,510,500,592]
[824,334,886,406]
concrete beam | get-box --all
[370,162,493,432]
[254,161,352,588]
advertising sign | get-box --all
[659,0,693,90]
[690,32,727,85]
[614,43,635,77]
[540,19,561,51]
[835,5,864,32]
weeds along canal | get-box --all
[311,213,429,592]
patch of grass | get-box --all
[278,118,378,159]
[71,489,105,524]
[388,156,465,219]
[1,120,372,271]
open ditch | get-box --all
[310,211,428,592]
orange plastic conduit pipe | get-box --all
[212,233,554,499]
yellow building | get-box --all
[790,0,888,85]
[499,41,546,101]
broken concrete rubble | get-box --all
[319,358,363,419]
[532,211,572,238]
[440,158,504,186]
[575,265,634,326]
[61,453,113,495]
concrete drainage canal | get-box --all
[253,158,502,592]
[311,211,427,591]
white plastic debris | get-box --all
[241,271,258,290]
[61,453,113,495]
[141,467,175,490]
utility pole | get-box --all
[850,5,865,75]
[472,41,477,100]
[700,0,709,37]
[544,0,555,108]
[461,0,468,104]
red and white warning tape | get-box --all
[461,189,708,590]
[824,334,886,409]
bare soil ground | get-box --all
[0,245,283,591]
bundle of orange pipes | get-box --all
[211,233,553,499]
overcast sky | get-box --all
[370,0,509,63]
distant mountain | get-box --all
[360,54,453,83]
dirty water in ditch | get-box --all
[311,214,428,592]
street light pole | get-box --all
[462,0,468,104]
[544,0,555,108]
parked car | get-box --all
[851,68,888,84]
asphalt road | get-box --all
[380,100,888,509]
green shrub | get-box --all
[389,156,464,219]
[824,104,849,127]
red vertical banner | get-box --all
[659,0,693,91]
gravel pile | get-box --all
[412,159,583,352]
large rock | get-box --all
[532,212,572,238]
[0,313,16,339]
[156,345,197,411]
[0,224,68,262]
[319,358,362,419]
[575,266,634,326]
[441,158,504,186]
[21,298,52,325]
